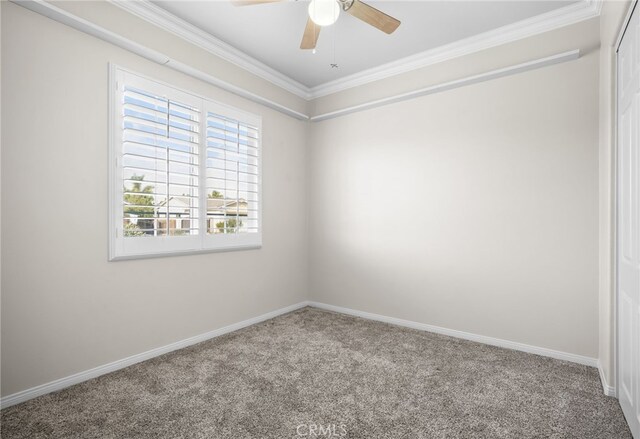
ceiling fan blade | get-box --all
[300,17,321,50]
[346,0,400,34]
[232,0,284,6]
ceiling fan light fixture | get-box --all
[308,0,340,26]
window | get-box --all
[110,67,261,260]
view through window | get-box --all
[111,67,261,260]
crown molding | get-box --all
[110,0,313,100]
[111,0,601,101]
[309,0,602,98]
[311,49,581,122]
[12,0,309,120]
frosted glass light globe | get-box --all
[308,0,340,26]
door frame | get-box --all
[615,0,638,401]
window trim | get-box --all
[109,64,262,261]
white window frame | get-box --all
[109,65,262,261]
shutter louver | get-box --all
[122,86,200,238]
[111,68,261,260]
[206,112,259,235]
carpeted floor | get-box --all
[1,307,632,438]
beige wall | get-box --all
[308,20,601,358]
[0,2,308,396]
[0,0,615,399]
[598,0,632,390]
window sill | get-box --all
[109,243,262,262]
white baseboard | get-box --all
[598,361,617,397]
[0,301,311,409]
[2,300,607,409]
[308,302,599,368]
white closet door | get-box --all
[618,4,640,438]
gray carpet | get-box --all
[1,307,632,438]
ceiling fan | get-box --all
[233,0,401,50]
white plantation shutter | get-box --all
[111,68,262,260]
[205,111,260,235]
[122,86,200,237]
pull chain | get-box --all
[331,24,338,69]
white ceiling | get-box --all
[152,1,578,88]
